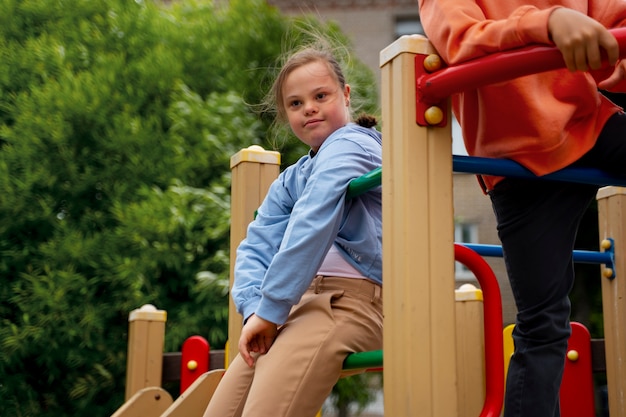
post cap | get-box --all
[230,145,281,169]
[596,186,626,200]
[129,304,167,322]
[455,283,484,301]
[380,34,437,67]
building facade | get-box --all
[268,0,422,84]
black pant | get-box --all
[489,112,626,417]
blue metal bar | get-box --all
[346,155,626,197]
[453,155,626,187]
[461,243,614,270]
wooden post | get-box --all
[455,284,486,417]
[228,145,280,366]
[380,35,458,416]
[125,304,167,400]
[596,186,626,417]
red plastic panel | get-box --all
[180,335,210,394]
[560,322,595,417]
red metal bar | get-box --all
[417,27,626,105]
[454,244,505,417]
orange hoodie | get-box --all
[418,0,626,189]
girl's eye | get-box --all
[289,100,301,108]
[316,93,327,100]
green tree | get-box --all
[327,373,381,417]
[0,0,379,416]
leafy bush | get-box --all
[0,0,378,415]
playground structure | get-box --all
[379,28,626,417]
[112,29,626,417]
[111,248,503,417]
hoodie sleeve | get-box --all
[418,0,626,66]
[230,173,294,323]
[418,0,556,64]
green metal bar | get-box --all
[343,349,383,370]
[346,167,382,199]
[343,170,382,370]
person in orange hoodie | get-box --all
[418,2,626,416]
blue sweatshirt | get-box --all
[232,123,383,325]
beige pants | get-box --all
[203,276,383,417]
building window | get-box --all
[455,222,478,279]
[395,16,424,39]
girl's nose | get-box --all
[304,102,318,116]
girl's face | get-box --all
[282,60,351,152]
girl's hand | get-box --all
[238,314,278,367]
[548,8,619,72]
[597,61,626,91]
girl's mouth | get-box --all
[304,119,323,127]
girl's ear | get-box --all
[344,84,351,105]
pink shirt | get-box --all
[317,245,367,279]
[418,0,626,189]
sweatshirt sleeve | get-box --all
[418,1,557,64]
[589,0,626,29]
[231,176,293,322]
[418,0,626,66]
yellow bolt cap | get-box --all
[423,54,442,72]
[424,106,444,125]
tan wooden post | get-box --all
[228,145,280,365]
[596,186,626,417]
[124,304,167,400]
[455,284,486,417]
[380,35,458,416]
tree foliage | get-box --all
[0,0,379,416]
[326,373,381,417]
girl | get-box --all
[203,39,383,417]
